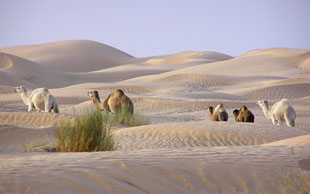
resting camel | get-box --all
[14,86,59,113]
[257,99,296,127]
[206,103,228,121]
[233,105,254,123]
[102,89,134,114]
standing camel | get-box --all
[14,86,59,113]
[257,99,296,127]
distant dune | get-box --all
[0,40,134,72]
[0,40,309,194]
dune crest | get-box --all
[0,53,13,70]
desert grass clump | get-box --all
[281,150,310,194]
[55,108,116,152]
[282,168,310,194]
[112,105,150,127]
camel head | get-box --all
[233,109,239,121]
[14,86,26,93]
[88,90,101,103]
[88,90,97,97]
[257,100,268,109]
[206,106,214,114]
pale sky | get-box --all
[0,0,309,57]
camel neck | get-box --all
[93,99,101,104]
[20,92,30,106]
[262,104,270,118]
[208,111,214,118]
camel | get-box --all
[102,89,134,114]
[233,105,255,123]
[87,90,110,112]
[88,90,102,106]
[257,99,296,127]
[14,86,59,113]
[206,103,228,121]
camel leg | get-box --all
[285,117,295,127]
[45,98,53,113]
[271,116,277,125]
[28,103,35,112]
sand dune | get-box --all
[166,48,309,78]
[263,134,310,146]
[0,41,309,193]
[1,146,309,194]
[239,83,310,100]
[0,125,55,148]
[0,40,134,72]
[0,112,73,128]
[115,121,309,150]
[0,53,75,88]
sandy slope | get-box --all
[0,41,310,193]
[1,146,309,194]
[0,40,134,72]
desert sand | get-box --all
[0,40,309,193]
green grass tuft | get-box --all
[55,108,116,152]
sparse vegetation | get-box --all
[282,168,310,194]
[55,108,116,152]
[112,105,150,127]
[23,135,56,152]
[24,141,56,152]
[54,105,149,152]
[258,149,310,194]
[281,149,310,194]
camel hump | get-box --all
[279,99,291,108]
[240,105,248,112]
[35,88,49,94]
[115,89,125,96]
[214,103,224,112]
[42,88,49,93]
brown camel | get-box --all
[88,90,101,104]
[103,89,134,114]
[206,105,228,121]
[233,105,255,123]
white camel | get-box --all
[14,86,59,113]
[257,99,296,127]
